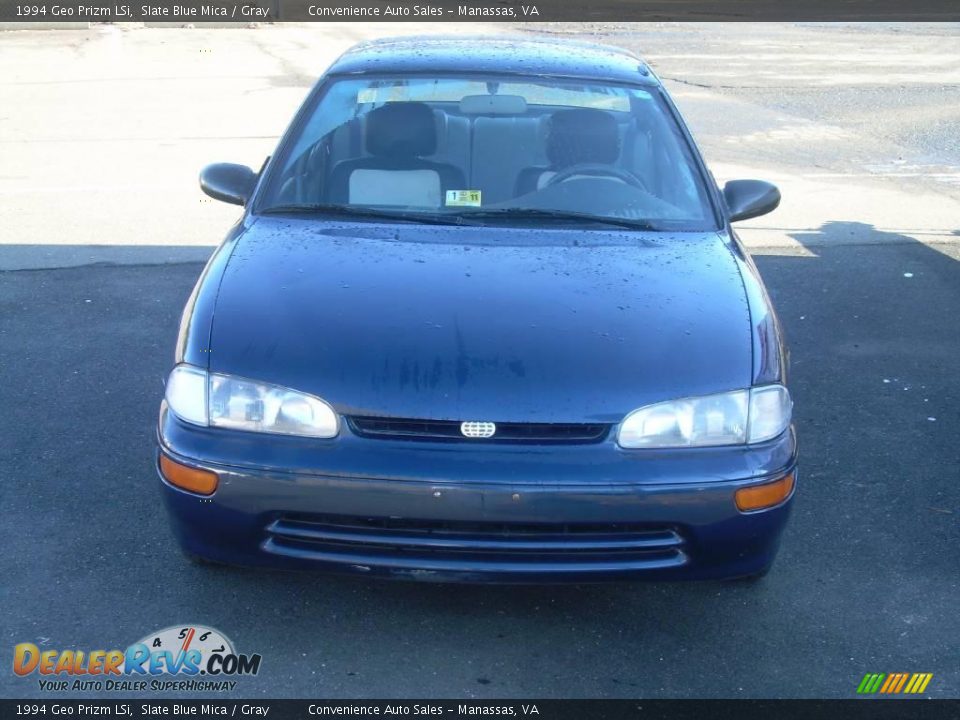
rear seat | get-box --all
[433,111,471,185]
[470,116,545,204]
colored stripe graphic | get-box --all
[857,673,885,694]
[891,673,909,693]
[906,673,934,694]
[885,673,907,693]
[857,672,933,694]
[893,673,910,693]
[879,674,898,693]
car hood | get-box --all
[207,218,751,424]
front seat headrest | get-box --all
[546,108,620,169]
[365,102,437,159]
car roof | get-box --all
[326,35,659,86]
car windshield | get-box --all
[257,74,718,231]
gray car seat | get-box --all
[329,102,466,207]
[514,108,622,196]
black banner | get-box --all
[3,700,960,720]
[1,0,960,23]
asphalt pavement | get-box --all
[1,22,958,699]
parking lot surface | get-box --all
[1,22,958,698]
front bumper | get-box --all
[157,408,797,583]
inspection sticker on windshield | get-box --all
[445,190,482,207]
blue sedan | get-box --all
[158,36,796,582]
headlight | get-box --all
[165,365,208,426]
[165,365,339,438]
[617,385,791,449]
[746,385,793,443]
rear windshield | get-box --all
[258,74,718,231]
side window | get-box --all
[628,95,711,219]
[273,81,375,205]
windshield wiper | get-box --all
[258,203,464,226]
[455,208,665,231]
[259,204,666,231]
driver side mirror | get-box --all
[200,163,258,206]
[723,179,781,222]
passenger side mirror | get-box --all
[723,179,781,222]
[199,163,258,206]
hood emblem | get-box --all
[461,421,496,439]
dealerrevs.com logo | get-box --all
[13,625,261,692]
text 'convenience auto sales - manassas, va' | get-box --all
[12,625,261,692]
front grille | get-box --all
[348,416,609,444]
[263,513,687,573]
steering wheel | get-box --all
[544,163,648,191]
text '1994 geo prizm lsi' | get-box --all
[157,36,797,583]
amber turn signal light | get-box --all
[159,454,218,496]
[735,472,794,512]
